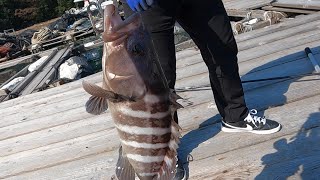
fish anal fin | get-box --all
[85,95,108,115]
[156,155,177,180]
[115,146,136,180]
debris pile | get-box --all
[228,0,320,35]
[231,11,287,35]
[31,9,94,53]
[0,38,105,103]
[0,30,31,62]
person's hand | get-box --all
[127,0,154,12]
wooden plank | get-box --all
[226,9,267,19]
[34,48,72,90]
[0,85,89,118]
[0,49,53,71]
[237,19,320,51]
[238,29,320,63]
[0,129,119,179]
[176,46,320,85]
[175,29,320,83]
[0,107,92,141]
[0,51,318,173]
[5,151,117,180]
[0,72,102,109]
[176,48,200,62]
[179,94,320,169]
[0,115,110,157]
[2,12,320,179]
[0,57,319,168]
[3,42,319,125]
[262,5,318,14]
[1,67,319,159]
[20,47,70,96]
[6,50,59,99]
[183,45,320,82]
[0,91,90,128]
[223,0,272,10]
[188,127,320,179]
[272,1,320,10]
[3,91,320,179]
[177,74,320,132]
[235,12,320,43]
[176,16,320,70]
[1,47,318,128]
[0,13,319,106]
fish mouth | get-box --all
[102,4,141,43]
[107,71,134,80]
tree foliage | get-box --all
[56,0,74,15]
[0,0,76,31]
[0,0,15,30]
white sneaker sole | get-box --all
[221,124,281,134]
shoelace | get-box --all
[244,109,266,127]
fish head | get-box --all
[102,4,156,99]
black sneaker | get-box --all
[174,158,187,180]
[221,109,281,134]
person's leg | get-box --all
[177,0,281,134]
[177,0,248,124]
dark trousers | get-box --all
[121,0,249,123]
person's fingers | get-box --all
[146,0,153,6]
[135,3,143,12]
[140,0,148,10]
[128,2,136,11]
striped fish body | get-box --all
[110,90,179,179]
[82,3,182,180]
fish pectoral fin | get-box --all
[82,81,117,98]
[85,95,108,115]
[83,81,132,102]
[115,146,136,180]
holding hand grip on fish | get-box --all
[83,2,183,180]
[127,0,154,11]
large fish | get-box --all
[82,3,182,180]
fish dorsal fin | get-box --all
[115,146,136,180]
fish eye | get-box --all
[132,44,145,56]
